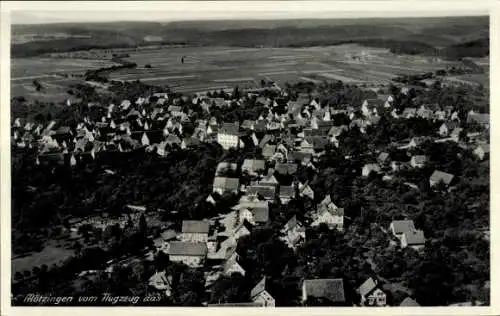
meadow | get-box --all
[11,43,484,101]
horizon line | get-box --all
[11,14,489,26]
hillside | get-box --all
[11,16,489,59]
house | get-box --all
[279,185,295,204]
[311,195,344,231]
[215,162,238,176]
[213,177,240,194]
[402,107,417,119]
[241,120,255,130]
[262,144,277,160]
[217,122,240,149]
[222,255,246,276]
[439,121,459,137]
[401,229,426,250]
[400,297,420,306]
[357,277,386,306]
[246,185,276,201]
[474,143,490,160]
[302,279,346,306]
[389,220,416,239]
[259,169,279,187]
[407,136,426,149]
[275,163,298,176]
[304,136,329,153]
[167,242,207,268]
[377,152,391,165]
[361,99,383,117]
[280,215,306,249]
[467,113,489,128]
[410,155,427,168]
[241,159,266,176]
[362,163,381,177]
[429,170,455,187]
[450,127,463,141]
[288,151,312,165]
[148,271,173,297]
[298,182,314,200]
[233,201,270,225]
[181,220,210,243]
[299,139,314,153]
[250,277,275,307]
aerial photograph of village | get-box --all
[9,7,490,308]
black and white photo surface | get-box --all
[2,0,495,312]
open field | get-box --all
[11,43,485,99]
[106,44,463,93]
[12,245,75,275]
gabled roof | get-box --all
[283,215,304,232]
[251,277,268,299]
[390,220,416,234]
[363,163,381,173]
[467,113,490,125]
[358,277,378,297]
[476,143,490,153]
[378,152,390,163]
[429,170,454,185]
[242,159,266,172]
[275,163,298,175]
[303,279,346,303]
[411,155,427,164]
[167,241,207,256]
[246,185,276,201]
[364,99,384,108]
[219,122,239,136]
[213,177,240,190]
[442,121,459,130]
[400,297,420,306]
[216,162,238,174]
[288,151,312,163]
[279,185,295,198]
[259,134,274,148]
[262,144,276,158]
[304,136,329,150]
[404,229,425,245]
[182,220,210,234]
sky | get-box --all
[5,1,489,25]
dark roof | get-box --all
[168,241,207,256]
[303,279,346,303]
[279,185,295,198]
[275,163,298,175]
[288,151,312,163]
[247,185,276,201]
[219,122,239,136]
[182,220,210,234]
[304,136,329,150]
[467,113,490,125]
